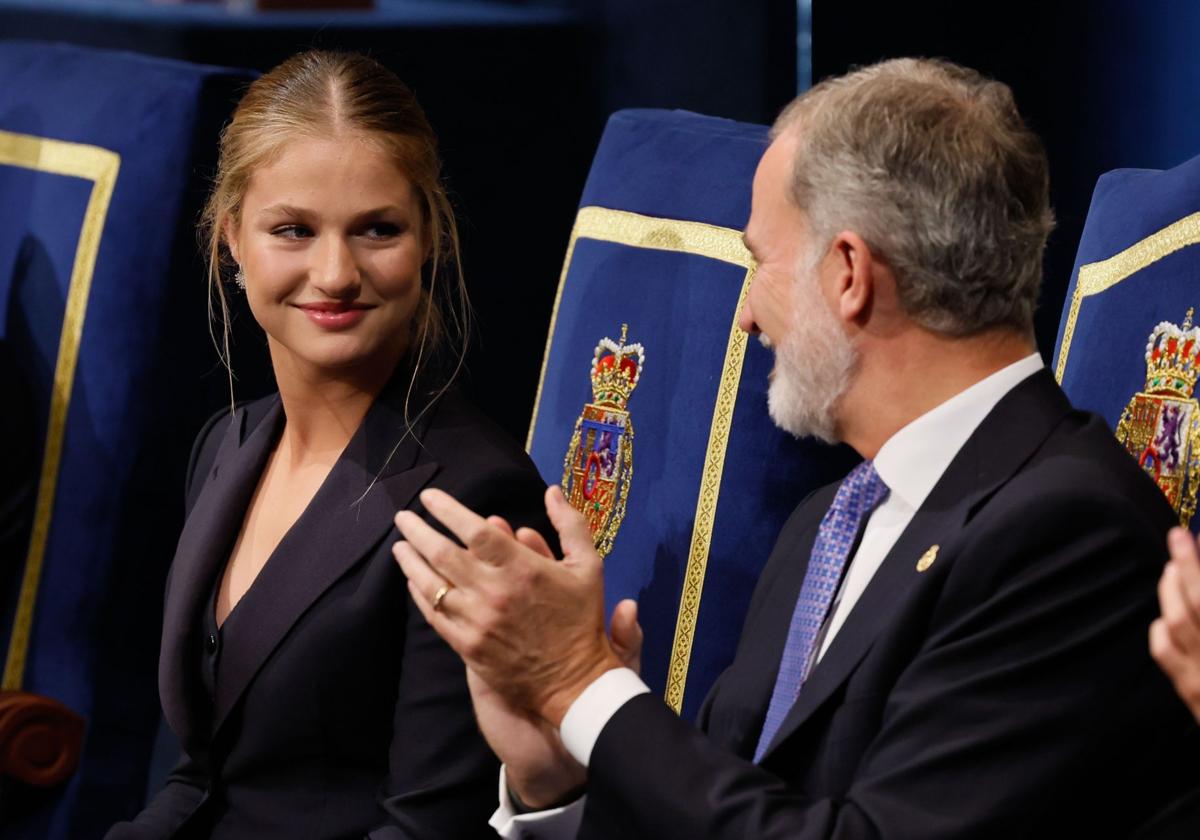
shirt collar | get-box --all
[873,353,1044,510]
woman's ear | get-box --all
[223,216,241,266]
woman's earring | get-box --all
[234,267,247,291]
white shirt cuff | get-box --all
[559,667,650,767]
[489,764,586,839]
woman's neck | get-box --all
[268,346,402,465]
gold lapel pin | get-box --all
[916,545,939,573]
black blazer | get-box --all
[109,378,550,839]
[580,371,1200,838]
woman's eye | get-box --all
[271,224,312,239]
[366,222,401,239]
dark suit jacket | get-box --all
[108,377,550,840]
[580,371,1200,838]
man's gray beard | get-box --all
[764,267,858,444]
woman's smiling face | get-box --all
[227,130,426,381]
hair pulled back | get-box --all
[200,50,468,400]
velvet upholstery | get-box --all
[1053,151,1200,532]
[0,41,251,839]
[526,109,857,722]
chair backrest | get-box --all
[526,109,857,721]
[1053,152,1200,532]
[0,40,251,840]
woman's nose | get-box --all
[313,235,361,298]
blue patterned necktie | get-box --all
[753,460,889,763]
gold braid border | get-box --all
[0,130,121,690]
[527,206,754,713]
[1055,211,1200,384]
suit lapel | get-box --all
[209,382,443,735]
[758,371,1073,762]
[159,400,281,744]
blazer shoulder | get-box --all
[416,388,553,539]
[420,388,544,483]
[954,407,1177,595]
[1001,408,1175,530]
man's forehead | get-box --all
[748,133,800,231]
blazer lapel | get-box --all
[758,370,1073,762]
[159,400,282,745]
[210,383,443,735]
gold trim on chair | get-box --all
[0,130,121,690]
[1055,212,1200,384]
[526,206,755,713]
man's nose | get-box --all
[738,280,759,335]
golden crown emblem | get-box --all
[562,324,646,558]
[1117,307,1200,528]
[1143,307,1200,398]
[589,324,645,410]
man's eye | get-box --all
[272,225,312,239]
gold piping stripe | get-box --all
[0,130,121,690]
[527,206,753,448]
[524,205,754,713]
[1055,211,1200,384]
[663,267,753,713]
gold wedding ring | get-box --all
[432,583,453,612]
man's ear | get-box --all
[223,216,240,265]
[827,230,875,324]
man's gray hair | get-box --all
[774,58,1054,336]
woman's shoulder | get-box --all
[422,388,535,468]
[419,387,554,538]
[419,388,546,491]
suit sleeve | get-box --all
[104,752,209,840]
[372,463,552,839]
[105,410,228,839]
[581,486,1187,839]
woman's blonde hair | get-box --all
[199,50,469,408]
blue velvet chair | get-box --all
[0,41,252,839]
[525,109,857,722]
[1053,152,1200,533]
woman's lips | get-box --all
[295,302,374,330]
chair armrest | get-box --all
[0,690,85,787]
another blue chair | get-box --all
[1053,153,1200,533]
[526,109,857,722]
[1053,150,1200,839]
[0,41,251,839]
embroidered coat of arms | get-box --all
[1116,308,1200,527]
[562,325,644,557]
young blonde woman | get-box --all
[107,51,550,839]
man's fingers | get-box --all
[1151,617,1200,718]
[515,526,556,559]
[545,486,599,560]
[488,515,516,538]
[405,579,472,656]
[419,487,490,545]
[1160,563,1200,655]
[610,598,643,674]
[394,508,473,580]
[1167,527,1200,625]
[421,488,519,566]
[393,540,456,613]
[1150,617,1185,673]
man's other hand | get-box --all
[1151,526,1200,723]
[393,486,624,725]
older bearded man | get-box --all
[394,58,1200,839]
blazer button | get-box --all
[204,633,218,654]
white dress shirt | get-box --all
[490,353,1045,839]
